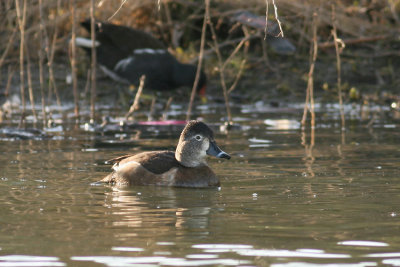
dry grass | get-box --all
[0,0,399,122]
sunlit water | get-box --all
[1,101,400,266]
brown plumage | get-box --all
[101,121,230,188]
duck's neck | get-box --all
[175,141,207,168]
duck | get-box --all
[101,120,230,187]
[76,20,207,97]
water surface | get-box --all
[1,102,400,266]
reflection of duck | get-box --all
[101,120,230,187]
[106,187,217,231]
[76,20,207,97]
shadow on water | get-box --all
[0,100,400,266]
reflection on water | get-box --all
[0,102,400,266]
[0,255,66,266]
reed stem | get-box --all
[70,0,79,119]
[125,75,145,121]
[15,0,27,127]
[332,4,345,132]
[90,0,97,123]
[186,0,208,121]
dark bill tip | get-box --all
[207,141,231,160]
[216,151,231,160]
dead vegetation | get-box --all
[0,0,399,125]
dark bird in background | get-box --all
[76,20,207,98]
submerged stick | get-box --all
[186,0,208,121]
[125,75,145,121]
[90,0,97,123]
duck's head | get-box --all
[175,120,230,168]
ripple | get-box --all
[271,262,377,267]
[111,247,144,252]
[365,252,400,258]
[192,244,253,249]
[236,249,351,259]
[338,241,389,247]
[382,259,400,265]
[186,254,219,259]
[0,255,65,266]
[70,256,250,266]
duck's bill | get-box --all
[207,141,231,160]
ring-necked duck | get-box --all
[101,120,230,187]
[76,20,207,97]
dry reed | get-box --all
[331,4,345,132]
[70,0,79,119]
[186,0,208,121]
[89,0,97,123]
[125,75,145,121]
[301,12,318,128]
[15,0,27,127]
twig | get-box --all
[15,0,27,128]
[5,65,16,98]
[0,26,17,70]
[125,75,145,121]
[90,0,97,123]
[24,40,38,124]
[162,1,176,48]
[107,0,127,21]
[221,37,246,71]
[228,26,250,94]
[70,0,79,118]
[332,4,345,132]
[186,0,208,121]
[264,0,269,40]
[272,0,284,37]
[84,69,91,97]
[162,96,173,121]
[318,35,388,49]
[207,3,236,124]
[46,0,62,107]
[301,12,318,128]
[191,34,260,64]
[387,0,400,25]
[38,0,47,126]
[148,97,156,121]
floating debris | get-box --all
[0,127,50,140]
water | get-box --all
[1,101,400,266]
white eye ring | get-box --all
[195,135,202,141]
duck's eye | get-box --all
[195,135,202,141]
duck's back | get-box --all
[110,151,180,174]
